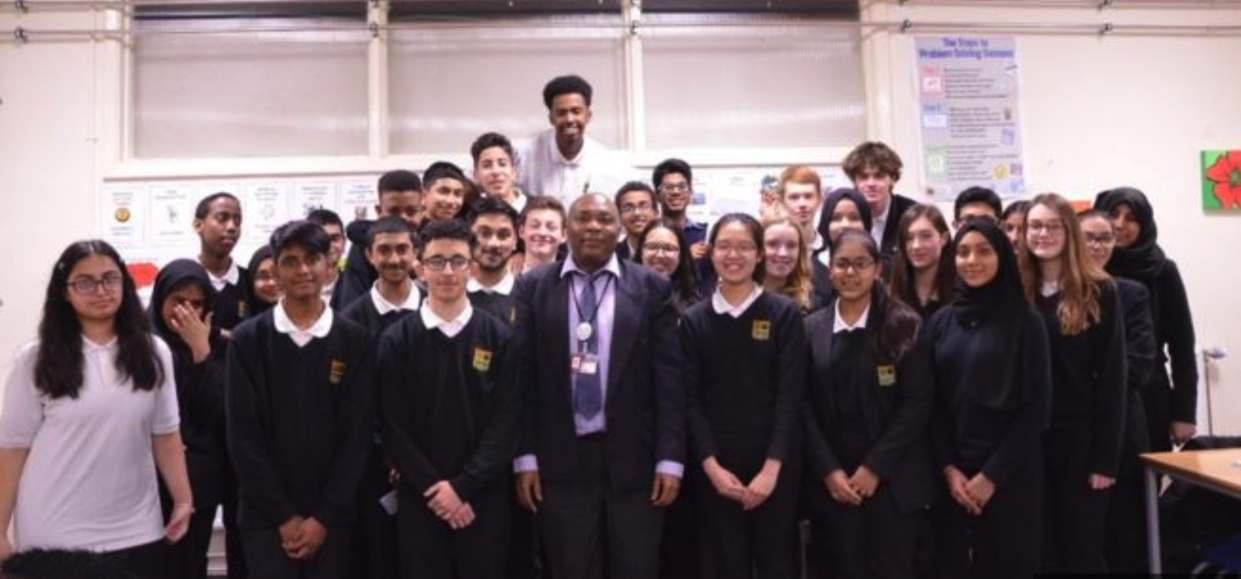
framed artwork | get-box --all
[1202,150,1241,211]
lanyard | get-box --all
[570,272,614,350]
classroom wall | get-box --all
[862,2,1241,435]
[2,2,1240,434]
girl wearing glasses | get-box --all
[928,220,1050,579]
[1019,194,1125,573]
[804,230,934,579]
[682,213,806,579]
[890,204,955,319]
[0,240,192,575]
[637,217,702,314]
[247,245,281,317]
[1080,209,1158,573]
[813,188,879,308]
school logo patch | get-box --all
[329,359,347,385]
[473,348,493,373]
[877,364,896,388]
[752,319,771,341]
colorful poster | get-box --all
[1202,150,1241,211]
[147,183,196,245]
[102,184,147,245]
[915,36,1026,199]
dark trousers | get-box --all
[507,487,544,579]
[160,477,219,579]
[1144,373,1176,452]
[1107,391,1152,573]
[242,527,351,579]
[697,452,800,579]
[223,459,249,579]
[102,540,171,579]
[660,469,703,579]
[934,465,1042,579]
[809,486,923,579]
[397,484,510,579]
[539,436,665,579]
[351,447,399,579]
[1042,428,1110,573]
[167,504,219,579]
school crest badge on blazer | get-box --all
[752,319,771,341]
[329,359,347,385]
[473,348,493,373]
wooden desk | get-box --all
[1141,449,1241,574]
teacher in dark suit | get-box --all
[511,193,686,579]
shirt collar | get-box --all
[833,300,870,333]
[200,258,240,288]
[273,299,333,339]
[711,284,764,318]
[420,301,474,338]
[82,335,118,353]
[560,253,622,280]
[467,272,516,296]
[370,281,422,315]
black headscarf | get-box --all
[1093,187,1167,282]
[818,187,874,244]
[246,245,278,316]
[951,219,1032,410]
[149,259,217,364]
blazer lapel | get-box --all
[606,263,642,400]
[542,269,573,406]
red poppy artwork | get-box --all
[1202,150,1241,211]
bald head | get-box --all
[567,193,621,272]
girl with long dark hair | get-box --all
[0,240,192,576]
[804,230,934,579]
[638,217,703,313]
[889,204,955,319]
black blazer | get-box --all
[512,258,686,492]
[879,193,918,258]
[802,302,935,514]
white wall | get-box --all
[2,2,1241,434]
[863,2,1241,434]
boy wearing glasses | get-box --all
[225,220,375,579]
[377,219,520,579]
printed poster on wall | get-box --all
[102,184,147,246]
[147,183,196,246]
[915,36,1026,199]
[242,182,292,243]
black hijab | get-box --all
[818,187,874,244]
[1093,187,1167,282]
[951,219,1032,410]
[149,259,217,364]
[246,245,278,316]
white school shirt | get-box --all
[515,130,629,205]
[0,336,180,552]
